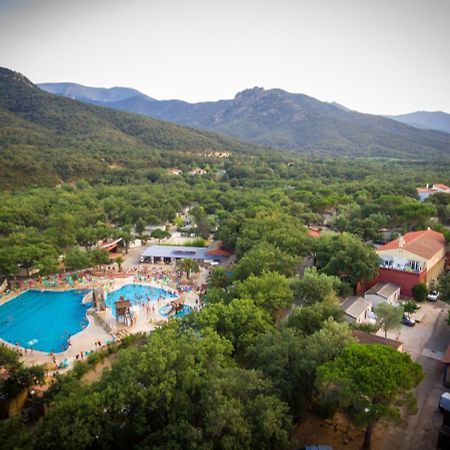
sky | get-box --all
[0,0,449,115]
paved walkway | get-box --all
[374,301,450,450]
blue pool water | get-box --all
[159,304,193,318]
[0,289,91,353]
[105,284,177,316]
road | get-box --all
[375,301,450,450]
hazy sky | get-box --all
[1,0,449,114]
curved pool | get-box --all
[0,289,91,353]
[105,284,177,317]
[159,304,192,318]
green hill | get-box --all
[0,68,256,188]
[40,83,450,159]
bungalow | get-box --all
[364,282,401,307]
[417,183,450,202]
[373,228,447,296]
[341,296,373,324]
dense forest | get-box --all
[1,68,450,450]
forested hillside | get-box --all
[0,68,257,189]
[40,83,450,159]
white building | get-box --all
[341,296,373,324]
[364,282,401,307]
[417,183,450,202]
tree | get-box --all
[150,228,171,243]
[134,217,147,235]
[314,232,379,286]
[178,258,199,279]
[412,283,428,302]
[439,272,450,302]
[374,303,403,338]
[34,325,291,450]
[247,320,353,417]
[233,242,299,280]
[115,256,125,272]
[64,247,91,271]
[208,266,230,289]
[288,294,344,335]
[315,343,423,450]
[234,271,294,318]
[290,267,342,306]
[190,298,274,354]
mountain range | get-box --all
[0,68,256,188]
[40,82,450,159]
[388,111,450,134]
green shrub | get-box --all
[412,283,428,302]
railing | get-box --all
[379,263,423,273]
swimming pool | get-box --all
[159,304,192,318]
[0,289,91,353]
[105,284,177,316]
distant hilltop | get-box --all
[40,82,450,159]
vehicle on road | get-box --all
[428,290,439,302]
[439,392,450,413]
[402,314,416,326]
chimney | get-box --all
[398,236,405,249]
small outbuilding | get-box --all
[364,282,401,307]
[341,296,373,324]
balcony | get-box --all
[379,261,423,273]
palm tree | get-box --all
[115,255,125,272]
[179,258,199,279]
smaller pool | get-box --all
[105,284,177,317]
[159,304,193,318]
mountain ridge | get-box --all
[388,110,450,135]
[39,82,450,158]
[0,67,258,188]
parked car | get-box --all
[402,314,416,327]
[428,290,439,302]
[439,392,450,413]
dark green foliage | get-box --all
[316,343,424,449]
[412,283,428,302]
[33,325,291,450]
[439,272,450,302]
[314,232,380,286]
[0,68,257,189]
[288,297,345,336]
[0,344,45,399]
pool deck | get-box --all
[0,267,205,370]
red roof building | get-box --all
[369,229,447,297]
[417,183,450,201]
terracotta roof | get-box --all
[377,229,446,261]
[307,228,321,238]
[352,330,402,350]
[433,184,450,191]
[365,282,400,298]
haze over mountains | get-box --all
[40,82,450,159]
[388,111,450,135]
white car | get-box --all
[427,290,439,302]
